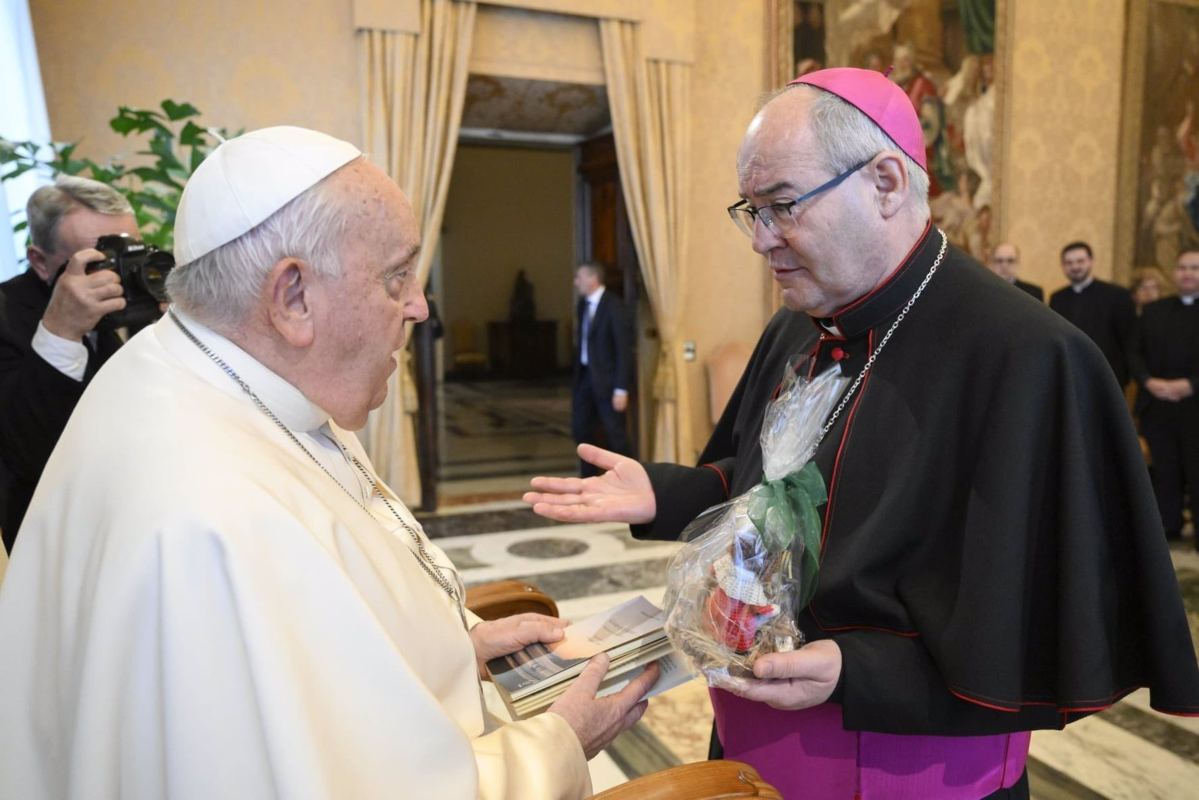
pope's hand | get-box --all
[548,654,660,759]
[469,613,568,676]
[719,639,842,711]
[523,444,656,524]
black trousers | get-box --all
[572,366,629,476]
[1142,400,1199,538]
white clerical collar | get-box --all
[1071,276,1094,293]
[586,286,605,305]
[156,307,330,433]
[1182,294,1197,306]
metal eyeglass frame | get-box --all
[727,158,873,238]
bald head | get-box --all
[989,243,1019,281]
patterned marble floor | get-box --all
[438,507,1199,799]
[438,379,576,481]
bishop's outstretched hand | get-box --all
[523,444,656,525]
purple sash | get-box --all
[712,689,1029,799]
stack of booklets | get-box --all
[486,595,693,719]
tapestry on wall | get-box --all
[779,0,999,263]
[1133,1,1199,273]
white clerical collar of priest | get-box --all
[157,308,330,433]
[1182,294,1197,306]
[1071,276,1094,293]
[818,318,843,337]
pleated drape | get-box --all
[599,19,693,463]
[356,0,476,503]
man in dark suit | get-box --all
[0,176,137,551]
[571,262,631,476]
[988,242,1043,301]
[1130,249,1199,544]
[1049,240,1136,386]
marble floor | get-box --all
[438,378,576,482]
[436,505,1199,800]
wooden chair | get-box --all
[592,760,782,800]
[450,319,488,375]
[706,342,754,425]
[466,581,784,799]
[465,579,558,620]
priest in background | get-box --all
[987,242,1043,301]
[0,126,657,800]
[1049,241,1136,386]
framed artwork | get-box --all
[1116,0,1199,283]
[768,1,1006,265]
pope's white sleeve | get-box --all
[470,711,591,800]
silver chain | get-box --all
[168,310,461,607]
[813,228,948,450]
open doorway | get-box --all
[417,74,641,508]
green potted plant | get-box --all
[1,100,232,252]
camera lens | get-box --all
[141,251,175,302]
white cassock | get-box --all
[0,311,590,800]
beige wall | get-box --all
[440,145,575,370]
[30,0,360,157]
[678,0,769,457]
[998,0,1127,294]
[29,0,769,460]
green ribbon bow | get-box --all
[746,462,827,610]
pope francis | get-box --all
[0,126,657,799]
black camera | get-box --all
[84,234,175,330]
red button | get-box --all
[831,347,847,361]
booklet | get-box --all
[486,595,694,719]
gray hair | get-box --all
[26,175,134,252]
[791,84,930,216]
[165,160,358,330]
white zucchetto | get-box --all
[173,126,361,266]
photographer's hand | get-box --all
[42,248,127,341]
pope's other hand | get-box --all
[549,654,660,759]
[469,613,568,676]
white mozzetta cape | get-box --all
[0,314,589,799]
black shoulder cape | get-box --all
[638,227,1199,735]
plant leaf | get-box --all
[178,121,206,147]
[161,100,200,121]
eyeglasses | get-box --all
[727,159,872,238]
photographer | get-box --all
[0,176,138,551]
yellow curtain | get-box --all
[599,19,693,463]
[356,0,476,504]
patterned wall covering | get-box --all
[461,76,610,136]
[999,0,1126,291]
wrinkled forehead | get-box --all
[736,96,823,196]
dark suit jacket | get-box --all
[1129,296,1199,416]
[574,289,631,399]
[1014,279,1044,302]
[0,270,121,549]
[1049,278,1136,385]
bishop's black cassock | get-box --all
[1049,278,1136,386]
[1130,296,1199,540]
[636,226,1199,736]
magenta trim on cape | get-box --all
[711,689,1029,799]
